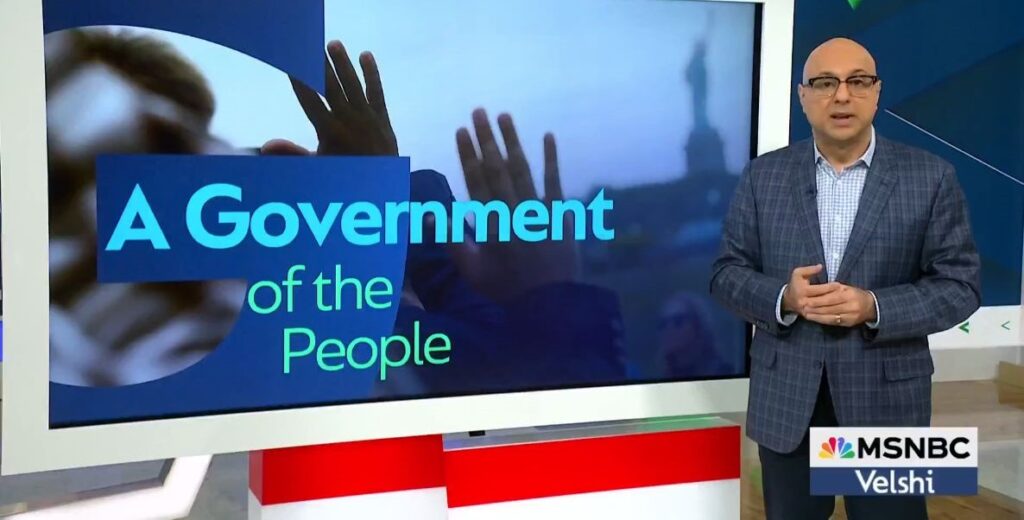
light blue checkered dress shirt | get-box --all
[776,128,879,326]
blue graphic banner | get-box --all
[50,155,412,426]
[811,467,978,496]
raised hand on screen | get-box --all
[444,109,580,302]
[263,40,398,156]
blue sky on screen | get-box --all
[129,0,755,200]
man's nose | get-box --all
[833,82,851,102]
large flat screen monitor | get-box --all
[1,0,796,474]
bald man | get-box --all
[711,38,980,519]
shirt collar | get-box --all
[814,126,876,168]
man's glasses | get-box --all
[804,75,880,98]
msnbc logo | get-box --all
[810,427,978,496]
[819,437,856,459]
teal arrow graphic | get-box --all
[1002,321,1012,331]
[959,321,970,334]
[848,0,863,9]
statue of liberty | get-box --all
[686,40,710,129]
[684,12,727,178]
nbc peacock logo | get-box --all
[819,436,856,459]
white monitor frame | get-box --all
[0,0,794,475]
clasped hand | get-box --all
[782,264,877,327]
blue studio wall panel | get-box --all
[791,0,1024,306]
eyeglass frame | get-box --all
[802,75,881,98]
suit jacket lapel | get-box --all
[835,137,898,283]
[790,139,828,284]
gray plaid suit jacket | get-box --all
[710,136,981,454]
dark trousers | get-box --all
[758,370,929,520]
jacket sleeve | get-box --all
[710,163,791,337]
[864,163,981,343]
